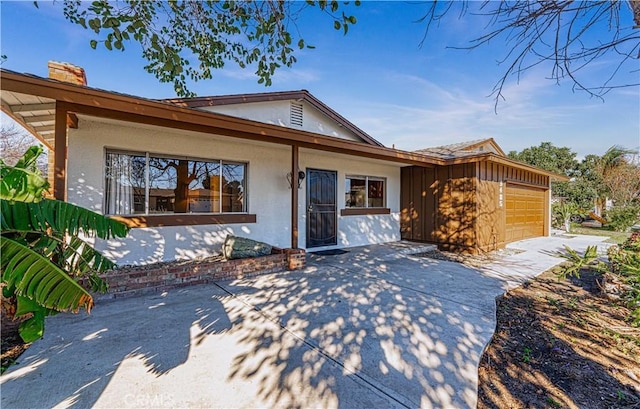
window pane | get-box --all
[368,179,385,208]
[148,157,179,213]
[346,177,366,208]
[221,163,245,212]
[105,152,146,215]
[106,151,247,215]
[188,161,221,213]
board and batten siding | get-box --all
[401,161,550,253]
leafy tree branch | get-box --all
[48,0,360,96]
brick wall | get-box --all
[96,248,306,300]
[48,61,87,86]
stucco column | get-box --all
[291,145,299,248]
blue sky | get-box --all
[1,1,638,159]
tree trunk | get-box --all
[174,159,190,213]
[630,0,640,28]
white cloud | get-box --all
[338,70,617,156]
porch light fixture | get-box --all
[287,170,305,189]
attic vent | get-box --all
[290,102,303,127]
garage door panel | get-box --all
[505,184,545,243]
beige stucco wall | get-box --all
[67,116,401,265]
[199,100,365,143]
[298,148,402,251]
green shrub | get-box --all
[605,205,640,232]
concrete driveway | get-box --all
[1,235,609,408]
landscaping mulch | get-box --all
[1,310,30,373]
[477,269,640,408]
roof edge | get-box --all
[164,90,385,147]
[445,152,570,181]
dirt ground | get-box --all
[3,251,640,408]
[477,268,640,408]
[1,312,29,373]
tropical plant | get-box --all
[558,234,640,326]
[552,201,579,233]
[1,146,129,342]
[597,146,640,207]
[557,245,602,278]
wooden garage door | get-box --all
[505,184,545,242]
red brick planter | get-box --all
[96,247,306,300]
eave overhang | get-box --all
[0,70,438,167]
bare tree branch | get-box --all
[418,1,640,109]
[0,124,47,174]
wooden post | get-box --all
[53,102,68,201]
[291,145,299,249]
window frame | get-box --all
[344,175,387,209]
[104,149,251,225]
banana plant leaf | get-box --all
[0,146,49,203]
[14,296,50,343]
[1,237,94,313]
[1,199,129,239]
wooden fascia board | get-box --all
[165,90,308,107]
[445,153,570,181]
[64,102,439,166]
[458,138,507,157]
[486,138,506,156]
[300,92,384,147]
[473,138,505,156]
[0,71,442,166]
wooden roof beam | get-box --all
[23,114,55,124]
[33,125,54,133]
[9,102,55,113]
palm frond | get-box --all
[1,199,129,239]
[1,237,94,313]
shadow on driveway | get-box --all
[1,236,607,408]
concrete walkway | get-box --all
[1,234,610,409]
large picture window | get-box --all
[345,176,386,208]
[105,150,246,215]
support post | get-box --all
[53,102,68,201]
[291,145,299,249]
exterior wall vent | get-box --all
[290,102,303,127]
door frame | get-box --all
[305,168,338,248]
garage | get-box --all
[400,139,565,253]
[505,184,545,242]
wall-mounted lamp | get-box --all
[287,170,305,189]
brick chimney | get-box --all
[47,61,87,86]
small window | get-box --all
[105,150,246,215]
[345,176,386,208]
[290,102,303,127]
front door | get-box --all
[306,169,337,248]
